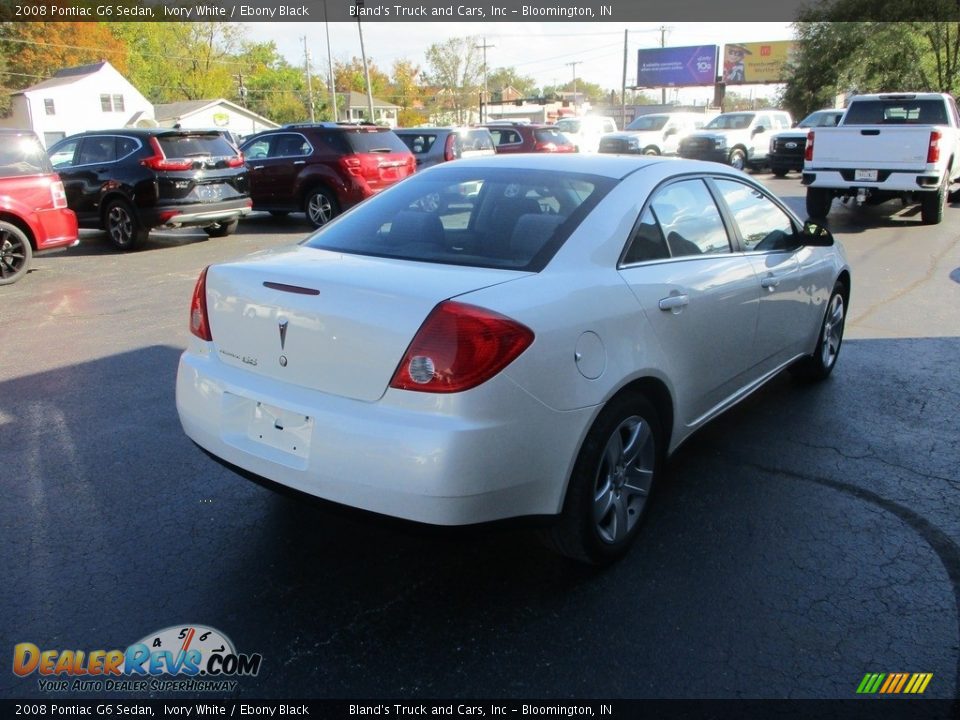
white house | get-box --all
[1,61,155,147]
[153,99,278,138]
[341,91,400,127]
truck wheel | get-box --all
[920,178,947,225]
[642,146,660,156]
[0,221,32,286]
[728,148,746,170]
[805,188,833,219]
[771,167,788,179]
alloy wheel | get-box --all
[593,415,656,545]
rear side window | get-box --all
[648,179,731,257]
[489,129,522,146]
[844,99,949,125]
[460,129,495,151]
[303,166,615,271]
[342,130,410,154]
[0,134,54,177]
[157,134,237,158]
[398,134,438,155]
[78,136,118,164]
[534,128,569,144]
[713,179,796,252]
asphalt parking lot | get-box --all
[1,175,959,701]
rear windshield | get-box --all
[626,116,669,131]
[556,119,581,133]
[397,133,438,155]
[799,111,844,128]
[534,128,569,144]
[157,134,237,158]
[843,98,948,125]
[0,134,54,177]
[303,166,616,272]
[459,129,495,150]
[343,130,411,154]
[706,113,754,130]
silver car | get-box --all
[177,155,850,565]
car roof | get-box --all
[428,152,741,180]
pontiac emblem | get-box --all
[278,318,289,350]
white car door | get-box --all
[711,177,824,371]
[617,178,761,426]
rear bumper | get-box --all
[33,207,79,251]
[146,198,252,229]
[176,344,593,525]
[803,168,945,192]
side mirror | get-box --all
[801,220,834,246]
[752,126,766,135]
[664,128,677,137]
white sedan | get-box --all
[176,154,850,565]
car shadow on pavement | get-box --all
[1,339,958,699]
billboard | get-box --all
[636,46,718,88]
[722,41,798,84]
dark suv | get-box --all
[240,123,415,228]
[48,129,251,250]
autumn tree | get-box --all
[0,22,128,90]
[486,67,537,100]
[423,37,483,125]
[334,56,390,99]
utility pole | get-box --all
[355,0,375,123]
[659,25,669,105]
[475,37,494,123]
[302,36,315,123]
[566,60,580,112]
[621,29,628,129]
[235,72,247,108]
[323,0,337,121]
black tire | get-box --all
[303,187,339,229]
[805,187,833,219]
[771,167,789,178]
[790,281,847,382]
[727,148,746,170]
[543,392,663,565]
[0,220,32,286]
[642,146,660,156]
[203,219,238,238]
[103,199,148,250]
[920,177,947,225]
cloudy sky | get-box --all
[247,21,795,102]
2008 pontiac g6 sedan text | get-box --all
[176,154,850,564]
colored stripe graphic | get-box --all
[857,673,932,694]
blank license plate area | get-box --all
[855,169,878,181]
[221,393,312,465]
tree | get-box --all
[781,3,960,118]
[334,56,390,98]
[486,67,537,99]
[423,36,483,125]
[0,22,128,90]
[238,41,308,124]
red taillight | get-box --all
[804,131,814,162]
[534,142,558,152]
[50,180,67,209]
[339,155,364,176]
[927,130,941,163]
[142,137,194,171]
[226,153,244,168]
[189,266,212,341]
[389,301,534,394]
[443,133,458,162]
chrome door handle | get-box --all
[252,165,264,170]
[293,160,306,165]
[760,275,780,289]
[658,294,689,311]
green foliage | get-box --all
[423,37,483,125]
[486,67,537,98]
[782,17,960,118]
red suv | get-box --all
[483,122,577,154]
[240,123,415,228]
[0,129,78,285]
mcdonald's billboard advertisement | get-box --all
[636,45,718,87]
[722,41,798,84]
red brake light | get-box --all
[534,142,558,152]
[927,130,941,163]
[443,133,458,162]
[50,180,67,209]
[805,131,814,162]
[339,155,364,176]
[389,301,534,393]
[189,266,212,341]
[142,137,194,171]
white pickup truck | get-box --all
[803,92,960,224]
